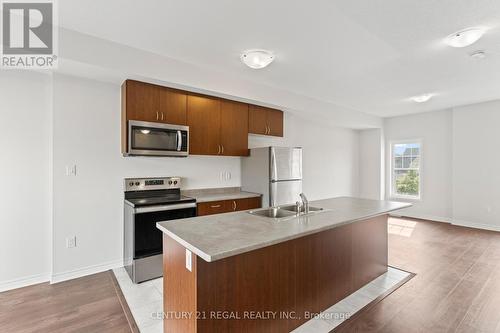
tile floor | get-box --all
[113,267,411,333]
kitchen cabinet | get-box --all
[122,80,160,122]
[197,200,227,216]
[188,96,250,156]
[248,105,283,137]
[122,80,187,125]
[159,87,187,125]
[122,79,284,157]
[187,95,221,155]
[220,100,249,156]
[197,197,262,216]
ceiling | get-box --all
[59,0,500,117]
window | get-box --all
[391,141,421,199]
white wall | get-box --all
[0,71,52,291]
[452,100,500,231]
[51,73,242,280]
[249,113,360,201]
[383,110,453,222]
[2,70,363,289]
[358,129,384,200]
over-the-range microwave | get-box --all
[126,120,189,157]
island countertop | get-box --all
[156,196,411,262]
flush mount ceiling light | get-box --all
[411,94,433,103]
[470,50,486,59]
[444,28,485,48]
[240,49,275,69]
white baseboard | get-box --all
[0,273,50,293]
[390,213,452,224]
[452,219,500,233]
[390,213,500,233]
[50,259,123,284]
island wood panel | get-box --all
[220,100,249,156]
[187,95,221,155]
[162,214,388,332]
[163,236,197,333]
[351,214,388,290]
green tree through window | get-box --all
[392,142,421,198]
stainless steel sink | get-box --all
[248,207,297,219]
[280,205,324,213]
[248,205,328,221]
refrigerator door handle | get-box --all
[270,148,278,181]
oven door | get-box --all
[128,120,189,157]
[133,203,196,259]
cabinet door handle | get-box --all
[221,145,224,154]
[210,204,221,208]
[161,112,164,121]
[156,111,159,121]
[217,145,221,154]
[233,200,237,211]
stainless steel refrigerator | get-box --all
[241,147,302,207]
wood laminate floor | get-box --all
[0,271,133,333]
[1,217,500,333]
[336,217,500,333]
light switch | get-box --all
[65,165,77,176]
[185,249,192,272]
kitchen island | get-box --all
[156,197,410,332]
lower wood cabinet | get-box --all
[197,197,261,216]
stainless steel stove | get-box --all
[124,177,196,283]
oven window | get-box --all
[131,126,178,151]
[134,207,196,259]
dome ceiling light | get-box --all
[444,28,485,48]
[411,94,433,103]
[240,49,275,69]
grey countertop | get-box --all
[156,197,411,262]
[182,187,261,203]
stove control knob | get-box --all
[129,182,134,187]
[168,181,173,185]
[135,182,140,186]
[173,180,178,185]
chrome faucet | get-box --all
[299,193,309,214]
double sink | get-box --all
[248,204,326,221]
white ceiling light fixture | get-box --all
[240,49,275,69]
[470,50,486,59]
[411,94,433,103]
[444,28,485,48]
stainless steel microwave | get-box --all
[126,120,189,157]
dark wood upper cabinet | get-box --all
[159,88,187,125]
[123,80,160,122]
[122,80,187,125]
[267,108,284,137]
[187,95,221,156]
[248,105,284,137]
[220,100,249,156]
[248,105,268,135]
[122,79,284,156]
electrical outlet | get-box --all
[185,249,192,272]
[65,165,77,176]
[66,236,77,248]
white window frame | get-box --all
[389,139,422,201]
